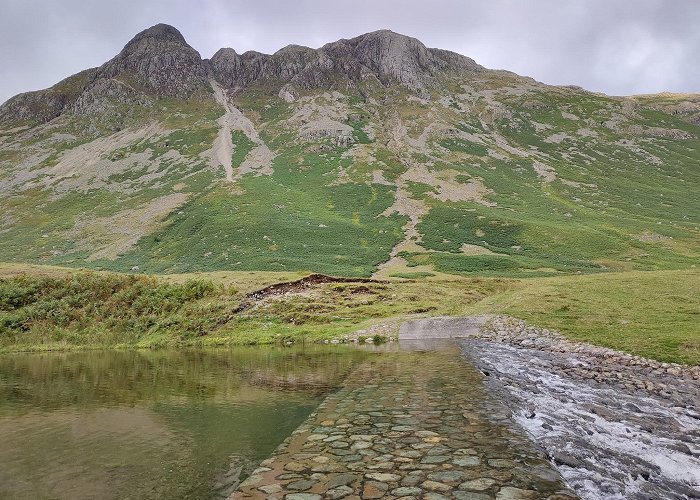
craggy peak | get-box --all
[1,24,483,122]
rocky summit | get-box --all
[0,23,698,277]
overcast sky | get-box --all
[1,0,699,104]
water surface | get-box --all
[0,346,369,499]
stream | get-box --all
[460,339,700,499]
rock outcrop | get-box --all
[209,45,318,89]
[0,25,484,124]
[0,68,98,123]
[209,29,482,97]
[96,23,207,97]
[0,24,207,124]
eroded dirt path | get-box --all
[372,110,495,278]
[210,81,236,182]
[374,175,430,277]
[210,81,275,182]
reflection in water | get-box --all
[0,346,369,499]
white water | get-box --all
[461,341,700,499]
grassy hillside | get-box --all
[467,269,700,364]
[1,265,697,364]
[1,73,698,278]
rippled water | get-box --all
[0,346,370,500]
[460,339,700,499]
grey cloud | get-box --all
[1,0,699,104]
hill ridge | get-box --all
[1,23,484,124]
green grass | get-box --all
[0,268,510,352]
[405,181,438,199]
[0,189,122,263]
[401,251,601,277]
[348,118,373,144]
[0,273,221,350]
[409,121,700,274]
[231,130,256,167]
[467,269,700,364]
[389,271,436,279]
[1,70,699,366]
[3,75,698,278]
[439,138,488,156]
[108,123,218,161]
[1,266,697,365]
[94,147,407,276]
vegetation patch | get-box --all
[348,118,373,144]
[468,269,700,364]
[0,269,508,352]
[0,273,220,349]
[388,271,436,279]
[0,266,697,364]
[98,150,407,276]
[231,130,256,168]
[439,138,488,156]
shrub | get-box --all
[0,273,221,346]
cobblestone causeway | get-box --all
[234,346,577,499]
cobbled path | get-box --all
[233,346,577,499]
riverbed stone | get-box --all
[421,480,452,492]
[283,461,308,473]
[307,434,328,441]
[287,479,314,491]
[424,493,452,500]
[453,492,492,500]
[453,456,481,467]
[400,475,423,487]
[326,473,357,488]
[258,483,283,494]
[487,459,513,468]
[427,471,466,484]
[276,473,303,480]
[365,472,400,482]
[284,494,322,500]
[326,485,354,499]
[362,480,388,498]
[460,478,497,491]
[496,486,538,499]
[391,486,423,496]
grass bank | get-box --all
[0,264,697,364]
[465,269,699,365]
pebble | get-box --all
[391,486,423,496]
[284,494,321,500]
[496,486,538,499]
[453,456,480,467]
[362,480,388,498]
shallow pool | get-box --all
[0,346,370,499]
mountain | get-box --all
[0,24,698,277]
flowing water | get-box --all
[460,339,700,499]
[0,346,371,500]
